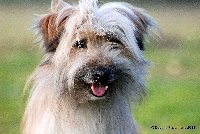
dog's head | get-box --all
[34,0,158,103]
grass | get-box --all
[132,4,200,134]
[0,6,43,134]
[0,3,200,134]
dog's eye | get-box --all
[74,39,87,49]
[108,38,121,50]
[110,42,119,49]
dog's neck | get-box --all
[54,92,138,134]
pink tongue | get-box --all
[91,83,106,97]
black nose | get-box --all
[92,67,119,84]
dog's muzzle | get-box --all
[80,66,121,97]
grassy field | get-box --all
[0,2,200,134]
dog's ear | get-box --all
[38,13,67,52]
[131,9,151,50]
[131,8,158,51]
[117,4,158,50]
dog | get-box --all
[22,0,158,133]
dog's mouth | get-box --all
[90,83,108,97]
[77,66,121,98]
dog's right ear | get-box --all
[37,13,67,53]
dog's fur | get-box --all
[22,0,158,133]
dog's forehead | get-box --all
[60,3,133,41]
[77,29,120,40]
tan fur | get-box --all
[22,0,158,134]
[39,8,74,52]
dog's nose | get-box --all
[93,69,109,84]
[92,67,119,84]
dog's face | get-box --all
[34,0,157,103]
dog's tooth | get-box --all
[105,86,108,90]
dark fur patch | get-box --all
[136,37,144,50]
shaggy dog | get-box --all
[22,0,158,133]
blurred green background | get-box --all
[0,0,199,134]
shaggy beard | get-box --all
[54,49,147,103]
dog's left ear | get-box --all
[131,8,156,50]
[118,4,158,50]
[132,10,148,50]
